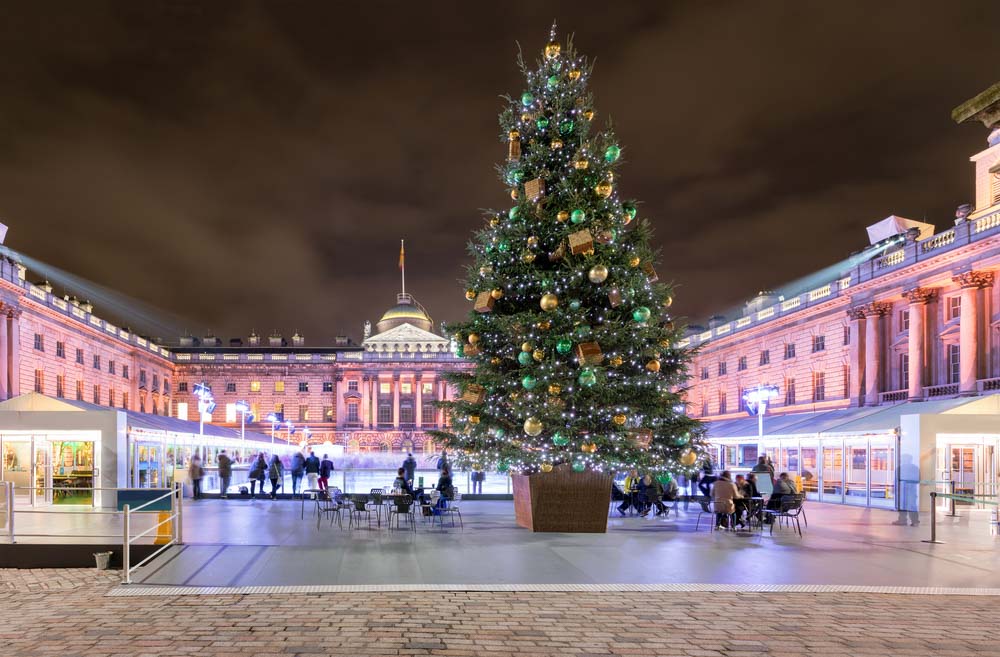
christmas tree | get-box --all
[431,26,706,479]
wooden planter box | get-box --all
[512,467,612,533]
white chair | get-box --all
[442,489,463,529]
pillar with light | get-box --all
[193,383,215,457]
[234,400,253,446]
[285,420,296,445]
[743,384,780,440]
[266,413,280,448]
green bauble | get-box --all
[521,92,534,107]
[623,202,637,220]
[517,351,533,366]
[559,119,574,135]
[555,338,573,354]
[497,240,510,253]
[552,432,570,446]
[454,344,465,357]
[570,209,586,224]
[568,300,581,311]
[497,460,510,473]
[657,473,672,485]
[513,170,524,183]
[604,145,621,162]
[574,325,591,339]
[632,306,651,322]
[536,116,549,130]
[521,375,537,390]
[578,368,597,386]
[572,462,586,472]
[508,206,519,220]
[546,75,559,89]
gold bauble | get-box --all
[540,462,554,473]
[548,383,561,395]
[581,442,598,454]
[646,359,661,373]
[468,333,480,344]
[556,210,569,222]
[469,415,480,424]
[521,341,533,352]
[664,295,673,308]
[680,450,698,467]
[588,264,609,284]
[524,416,544,436]
[568,69,581,81]
[532,349,544,361]
[526,236,539,248]
[595,181,613,198]
[465,289,476,300]
[544,41,561,59]
[508,130,520,140]
[573,155,589,170]
[536,320,551,330]
[491,288,504,299]
[522,251,536,263]
[540,293,559,311]
[550,139,563,150]
[510,391,520,400]
[520,112,532,123]
[659,339,671,348]
[511,188,519,200]
[628,256,641,267]
[613,414,627,426]
[610,355,624,367]
[490,357,502,365]
[583,110,595,121]
[489,217,499,227]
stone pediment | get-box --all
[363,322,450,353]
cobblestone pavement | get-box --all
[1,569,996,656]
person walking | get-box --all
[402,452,417,487]
[188,454,204,500]
[249,453,267,498]
[217,449,232,499]
[304,450,321,491]
[290,451,306,497]
[268,454,284,499]
[436,449,450,473]
[318,453,334,492]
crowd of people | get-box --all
[615,470,680,517]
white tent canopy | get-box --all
[866,215,935,245]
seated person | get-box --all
[765,472,798,515]
[734,474,752,525]
[642,474,667,517]
[616,469,640,516]
[392,467,415,496]
[711,470,741,528]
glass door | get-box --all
[133,442,163,488]
[845,441,869,506]
[950,446,976,505]
[869,439,895,509]
[33,438,52,505]
[1,438,33,502]
[821,443,843,503]
[799,444,819,501]
[50,440,95,505]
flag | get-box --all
[399,240,405,270]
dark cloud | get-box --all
[2,1,998,340]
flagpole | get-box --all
[400,239,406,295]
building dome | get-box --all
[375,293,434,334]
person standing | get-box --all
[188,454,204,500]
[471,469,485,495]
[318,454,334,492]
[268,455,284,499]
[249,454,267,498]
[217,450,232,499]
[402,452,417,487]
[697,459,716,511]
[290,451,306,497]
[304,450,321,490]
[436,449,450,473]
[751,455,775,485]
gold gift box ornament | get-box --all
[474,291,495,313]
[524,177,545,201]
[642,262,659,283]
[576,341,603,366]
[461,384,486,404]
[568,229,594,255]
[628,429,653,448]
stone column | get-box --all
[360,375,370,428]
[438,380,446,427]
[392,373,400,429]
[846,307,866,406]
[414,373,423,429]
[863,301,891,406]
[903,288,937,400]
[334,374,345,429]
[8,309,20,397]
[953,271,994,394]
[0,307,8,401]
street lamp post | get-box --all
[743,384,780,440]
[193,382,215,458]
[266,413,279,449]
[235,400,253,447]
[285,420,296,445]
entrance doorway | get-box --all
[40,438,96,506]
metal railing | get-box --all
[3,486,130,541]
[923,489,999,544]
[123,483,182,585]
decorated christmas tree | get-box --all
[432,26,705,481]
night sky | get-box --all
[3,1,999,343]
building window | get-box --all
[701,399,709,416]
[948,344,961,384]
[843,325,851,346]
[785,378,796,406]
[76,381,84,401]
[400,402,414,423]
[737,356,747,371]
[843,365,850,398]
[299,405,310,421]
[226,382,236,393]
[718,361,727,376]
[122,392,129,410]
[992,171,1000,205]
[899,354,909,391]
[378,404,392,424]
[56,341,65,358]
[323,382,334,393]
[56,375,65,398]
[718,391,727,415]
[176,402,188,420]
[178,381,187,392]
[93,384,101,405]
[152,374,159,392]
[423,400,436,423]
[759,350,770,366]
[34,369,44,393]
[274,381,285,393]
[812,335,826,353]
[700,367,709,380]
[139,370,147,387]
[123,365,129,380]
[812,372,826,402]
[948,296,962,321]
[108,360,116,375]
[401,382,413,394]
[899,310,910,332]
[784,343,796,360]
[422,382,434,395]
[108,389,115,407]
[298,382,309,393]
[273,403,284,419]
[323,406,334,422]
[347,403,359,423]
[93,354,100,370]
[75,348,84,365]
[348,380,359,392]
[250,381,261,393]
[379,382,391,394]
[34,334,44,351]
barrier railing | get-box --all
[922,490,999,544]
[123,483,182,585]
[3,486,130,541]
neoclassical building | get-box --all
[683,82,1000,511]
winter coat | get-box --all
[402,456,417,480]
[188,460,204,481]
[217,454,232,478]
[249,458,266,480]
[712,478,740,514]
[268,459,283,480]
[304,455,321,474]
[319,459,334,478]
[291,453,306,476]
